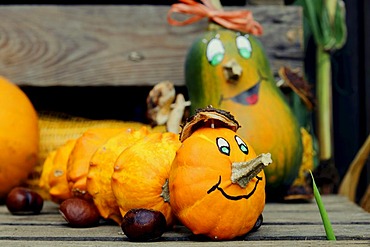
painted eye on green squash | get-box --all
[206,38,225,66]
[236,34,252,59]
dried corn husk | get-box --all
[27,112,165,194]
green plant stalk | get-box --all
[207,0,223,31]
[310,170,336,240]
[316,47,332,161]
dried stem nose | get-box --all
[223,59,243,83]
[231,153,272,188]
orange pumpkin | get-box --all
[86,127,150,224]
[66,128,124,198]
[0,76,39,199]
[111,132,181,226]
[39,150,57,199]
[169,107,271,240]
[48,139,77,203]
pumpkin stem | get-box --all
[210,0,223,10]
[167,93,191,134]
[207,0,224,31]
[211,119,215,129]
[231,153,272,188]
[160,179,170,203]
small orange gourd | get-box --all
[66,128,124,198]
[48,139,76,203]
[111,132,181,226]
[86,127,150,224]
[169,107,272,240]
[39,150,57,199]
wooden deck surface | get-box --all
[1,195,370,246]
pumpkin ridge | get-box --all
[175,193,218,233]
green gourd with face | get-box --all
[185,28,303,199]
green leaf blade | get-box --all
[310,170,336,240]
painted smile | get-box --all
[221,72,267,106]
[222,80,261,106]
[207,175,262,201]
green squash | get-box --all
[185,28,303,200]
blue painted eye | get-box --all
[236,35,252,59]
[206,38,225,66]
[235,135,249,155]
[216,137,230,156]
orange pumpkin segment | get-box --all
[86,127,150,224]
[169,107,271,240]
[39,150,57,199]
[170,127,270,240]
[67,128,124,198]
[111,132,181,226]
[0,76,39,199]
[48,139,77,203]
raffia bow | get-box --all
[167,0,263,35]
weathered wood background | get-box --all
[0,5,302,87]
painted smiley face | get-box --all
[168,123,268,240]
[206,135,263,201]
[205,33,264,106]
[207,175,262,200]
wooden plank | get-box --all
[0,222,369,241]
[264,211,370,224]
[1,206,369,226]
[2,196,369,226]
[3,206,369,225]
[265,194,358,211]
[1,195,369,245]
[0,5,302,87]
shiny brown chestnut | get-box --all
[251,214,263,232]
[6,187,44,215]
[121,208,167,242]
[59,197,100,228]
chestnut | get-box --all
[59,197,100,228]
[6,187,43,215]
[251,214,263,232]
[121,208,167,242]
